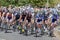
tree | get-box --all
[0,0,59,7]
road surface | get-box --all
[0,31,59,40]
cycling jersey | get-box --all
[43,14,48,21]
[21,13,26,21]
[36,13,43,22]
[15,14,20,20]
[7,13,12,20]
[37,18,42,22]
[52,14,58,23]
[26,14,32,22]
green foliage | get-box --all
[0,0,58,7]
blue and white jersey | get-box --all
[51,14,59,23]
[35,13,40,19]
[52,8,58,15]
[52,13,59,19]
[35,13,43,22]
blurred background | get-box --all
[0,0,60,7]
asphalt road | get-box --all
[0,22,60,40]
[0,30,59,40]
